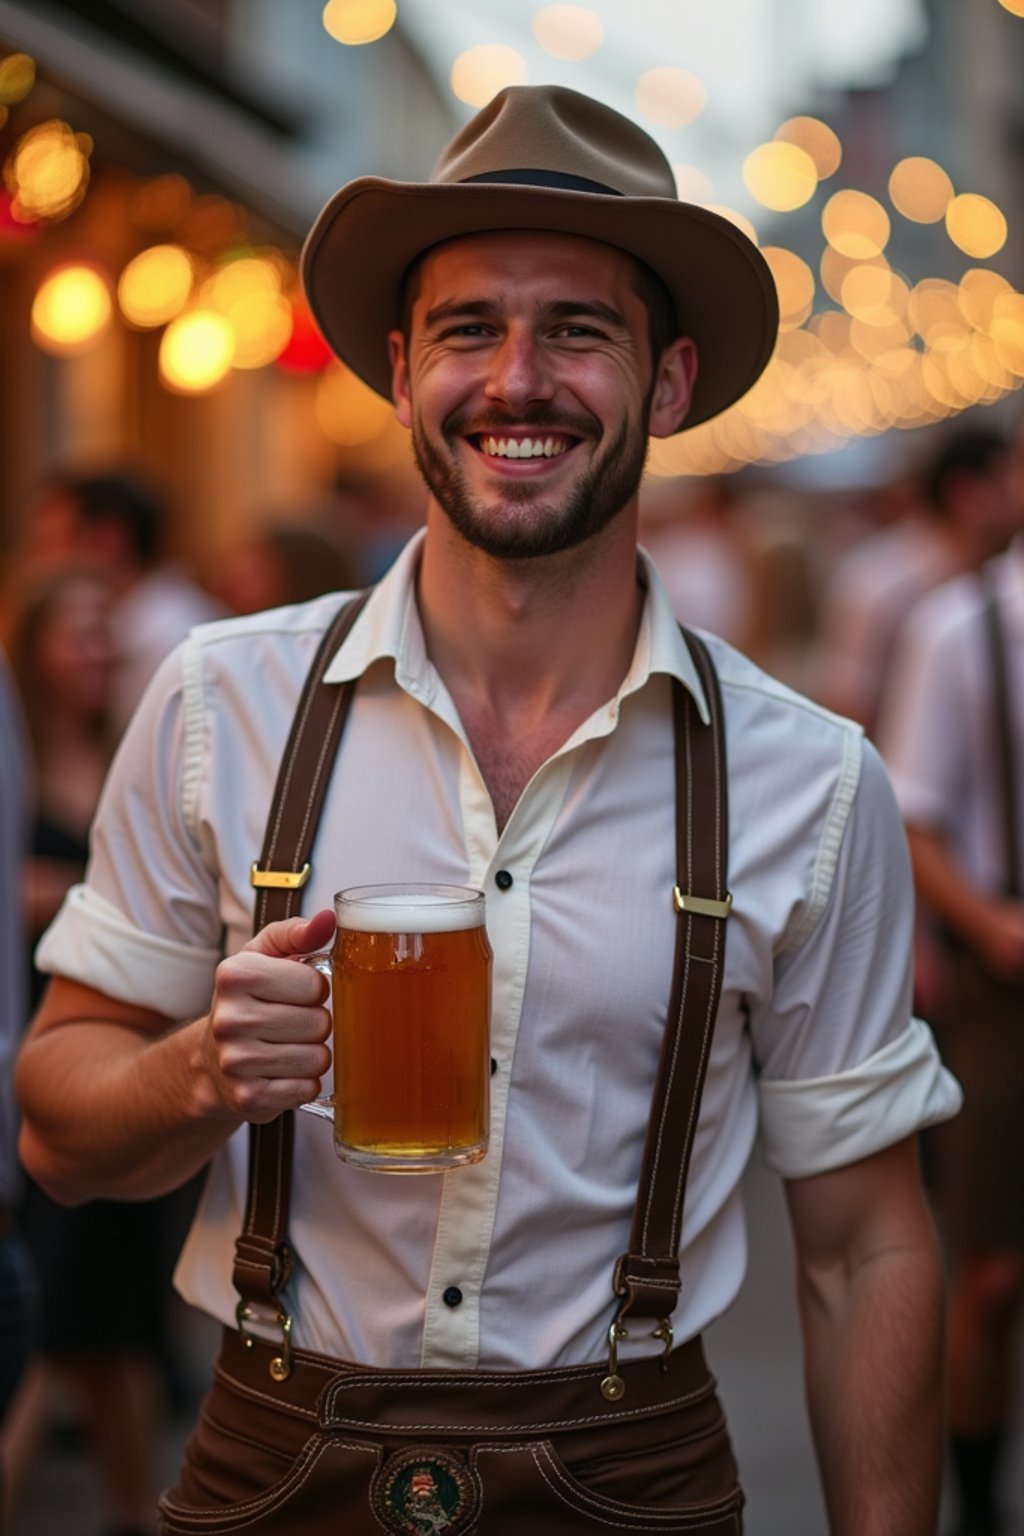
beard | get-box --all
[410,404,649,561]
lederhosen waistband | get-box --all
[161,594,741,1535]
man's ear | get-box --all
[648,337,698,438]
[388,331,412,428]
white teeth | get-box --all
[480,436,570,459]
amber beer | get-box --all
[332,884,492,1172]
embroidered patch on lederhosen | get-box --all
[372,1446,480,1535]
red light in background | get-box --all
[276,300,332,373]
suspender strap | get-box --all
[232,592,369,1316]
[982,577,1021,899]
[611,632,730,1327]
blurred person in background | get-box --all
[13,470,226,734]
[878,414,1024,1536]
[211,516,359,616]
[2,566,181,1536]
[0,647,39,1516]
[813,422,1014,738]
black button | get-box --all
[490,1057,498,1076]
[442,1286,464,1308]
[495,869,513,890]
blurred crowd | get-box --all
[0,408,1021,1533]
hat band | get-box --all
[457,169,623,195]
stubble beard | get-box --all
[410,407,650,561]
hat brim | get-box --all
[301,179,779,432]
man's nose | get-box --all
[483,330,555,409]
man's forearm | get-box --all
[798,1232,946,1535]
[17,1009,239,1204]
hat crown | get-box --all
[432,85,678,202]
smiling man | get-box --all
[17,86,960,1535]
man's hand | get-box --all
[203,908,336,1122]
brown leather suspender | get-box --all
[232,597,730,1392]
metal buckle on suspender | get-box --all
[600,1308,675,1401]
[250,862,311,890]
[235,1298,295,1382]
[672,887,733,919]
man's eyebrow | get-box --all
[421,298,629,329]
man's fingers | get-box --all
[243,908,336,960]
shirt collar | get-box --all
[322,529,710,725]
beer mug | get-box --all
[301,883,492,1173]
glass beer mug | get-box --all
[302,883,492,1173]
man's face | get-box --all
[389,230,695,560]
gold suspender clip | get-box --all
[250,862,311,890]
[672,887,732,920]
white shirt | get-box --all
[38,532,959,1369]
[880,539,1024,894]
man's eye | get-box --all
[554,324,602,339]
[440,324,490,339]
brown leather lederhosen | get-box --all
[159,594,743,1535]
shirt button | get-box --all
[495,869,513,891]
[442,1286,464,1308]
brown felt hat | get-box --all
[301,84,779,432]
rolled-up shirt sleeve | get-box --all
[35,640,224,1020]
[752,737,961,1178]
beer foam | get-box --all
[336,886,485,933]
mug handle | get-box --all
[297,950,334,1121]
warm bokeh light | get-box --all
[840,264,909,327]
[0,52,35,105]
[990,293,1024,376]
[997,0,1024,15]
[743,141,817,212]
[450,45,528,106]
[322,0,397,45]
[945,192,1008,258]
[888,156,954,223]
[822,189,891,259]
[672,164,714,203]
[760,246,815,329]
[908,278,962,343]
[775,116,841,179]
[531,4,603,59]
[958,268,1013,331]
[820,247,888,305]
[31,265,112,353]
[5,120,90,221]
[159,310,235,392]
[131,173,192,231]
[228,293,293,369]
[117,244,194,328]
[634,67,707,129]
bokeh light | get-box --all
[531,5,603,59]
[316,362,395,446]
[888,156,954,223]
[958,268,1013,331]
[5,120,91,221]
[634,67,707,129]
[760,247,815,329]
[450,46,528,106]
[822,189,891,259]
[0,52,35,105]
[945,193,1008,258]
[31,265,112,353]
[997,0,1024,14]
[775,116,841,179]
[131,174,192,231]
[117,244,194,328]
[703,204,758,246]
[743,141,818,212]
[159,311,235,393]
[322,0,397,45]
[672,164,714,203]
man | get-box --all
[17,86,959,1534]
[879,416,1024,1536]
